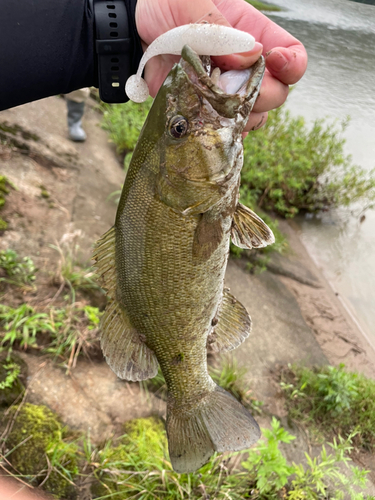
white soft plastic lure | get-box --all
[125,24,256,103]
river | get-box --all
[266,0,375,344]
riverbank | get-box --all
[0,96,374,496]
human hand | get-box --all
[135,0,307,134]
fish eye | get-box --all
[169,115,189,139]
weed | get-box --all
[3,410,372,500]
[280,364,375,451]
[45,304,102,370]
[0,355,25,407]
[243,418,371,500]
[0,249,36,288]
[243,417,295,494]
[0,361,20,390]
[86,417,372,500]
[101,98,153,155]
[0,303,101,368]
[50,232,100,301]
[242,109,375,218]
[0,304,55,351]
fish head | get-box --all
[151,45,265,215]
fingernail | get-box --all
[266,50,288,72]
[253,42,263,53]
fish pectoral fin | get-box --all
[93,226,117,297]
[167,385,260,473]
[192,212,224,261]
[207,289,251,352]
[231,203,275,249]
[100,299,159,382]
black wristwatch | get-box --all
[93,0,140,103]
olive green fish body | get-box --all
[94,47,274,473]
[116,158,237,402]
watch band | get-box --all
[93,0,132,103]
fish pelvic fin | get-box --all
[231,203,275,249]
[93,226,117,297]
[207,289,251,352]
[100,299,159,381]
[167,385,260,473]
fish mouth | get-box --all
[180,45,265,119]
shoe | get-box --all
[67,100,87,142]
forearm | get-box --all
[0,0,142,111]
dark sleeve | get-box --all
[0,0,142,111]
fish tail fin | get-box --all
[166,384,260,473]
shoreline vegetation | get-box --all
[0,87,374,498]
[246,0,282,11]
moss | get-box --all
[0,176,13,231]
[123,416,166,456]
[0,122,40,141]
[6,403,78,499]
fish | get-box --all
[93,45,274,473]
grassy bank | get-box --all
[1,365,374,499]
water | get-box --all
[266,0,375,342]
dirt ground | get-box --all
[1,96,375,493]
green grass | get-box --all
[0,249,36,289]
[0,303,102,369]
[280,364,375,452]
[101,98,153,155]
[3,407,373,500]
[50,242,100,302]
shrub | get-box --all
[101,98,153,155]
[241,109,375,217]
[281,364,375,451]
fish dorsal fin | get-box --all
[93,227,159,381]
[207,289,251,352]
[231,203,275,249]
[100,300,159,381]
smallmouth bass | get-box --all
[94,45,274,473]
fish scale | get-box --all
[94,46,275,473]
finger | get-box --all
[213,0,308,84]
[265,46,308,85]
[252,71,289,113]
[212,42,263,72]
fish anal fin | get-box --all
[192,213,224,261]
[207,289,251,352]
[100,299,158,382]
[92,226,117,297]
[231,203,275,249]
[166,384,260,473]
